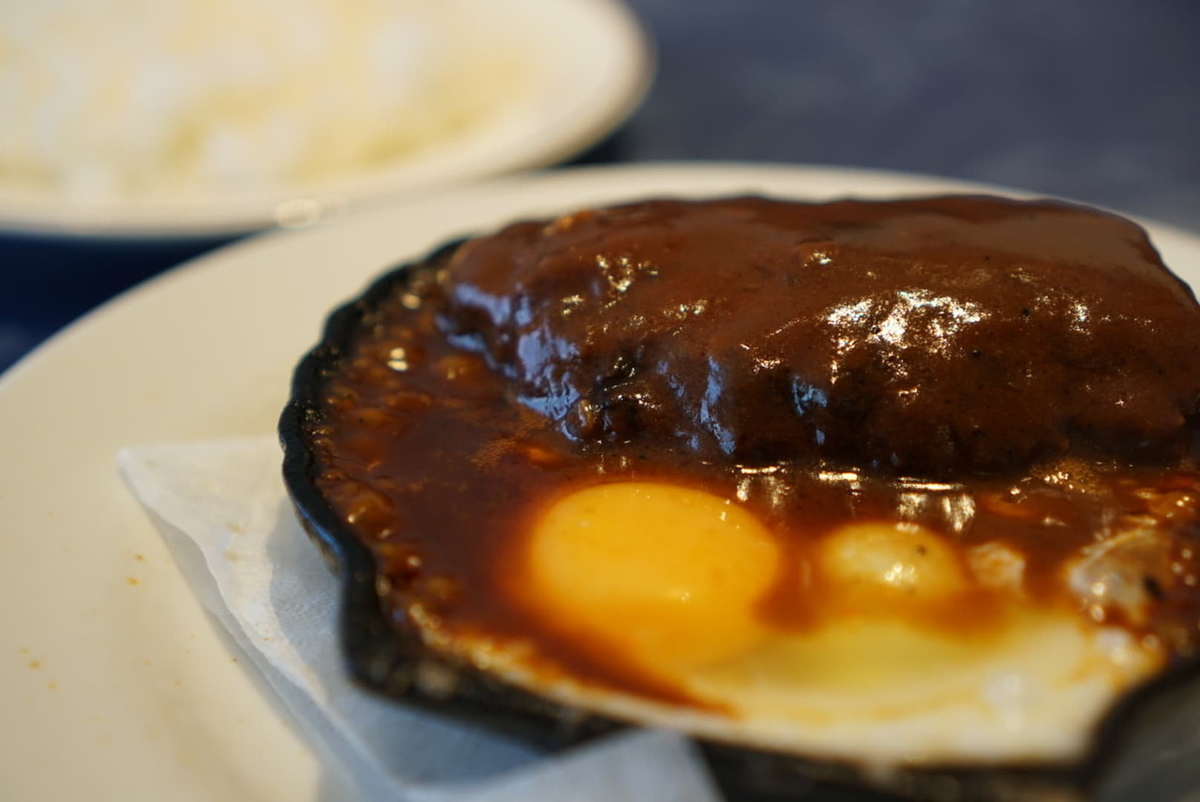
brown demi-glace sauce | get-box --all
[303,196,1200,698]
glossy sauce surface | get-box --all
[442,196,1200,477]
[304,196,1200,698]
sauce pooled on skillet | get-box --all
[303,196,1200,702]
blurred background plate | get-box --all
[0,0,652,241]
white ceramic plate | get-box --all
[0,0,652,241]
[3,163,1200,801]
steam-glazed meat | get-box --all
[439,196,1200,477]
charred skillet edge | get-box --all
[279,237,627,749]
[277,232,1195,802]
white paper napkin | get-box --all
[118,436,723,802]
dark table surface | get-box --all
[3,0,1199,375]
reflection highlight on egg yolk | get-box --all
[816,521,968,613]
[525,481,780,671]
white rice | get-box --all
[0,0,522,203]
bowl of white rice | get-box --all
[0,0,652,240]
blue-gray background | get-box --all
[3,0,1198,373]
